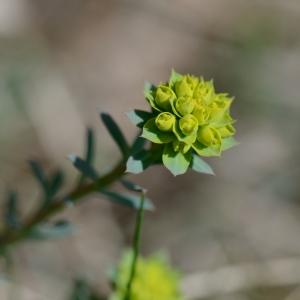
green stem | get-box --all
[123,192,145,300]
[0,160,126,247]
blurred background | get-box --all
[0,0,300,299]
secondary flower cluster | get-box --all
[137,70,237,175]
[110,251,183,300]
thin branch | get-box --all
[0,160,126,247]
[123,192,145,300]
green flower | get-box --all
[155,85,176,110]
[110,251,183,300]
[192,103,210,125]
[208,95,233,124]
[175,75,199,97]
[127,70,238,176]
[175,96,195,116]
[197,125,221,147]
[155,112,175,132]
[218,124,236,138]
[179,114,198,136]
[193,79,215,105]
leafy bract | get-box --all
[141,118,175,144]
[162,143,192,176]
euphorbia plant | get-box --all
[0,70,237,300]
[127,70,237,176]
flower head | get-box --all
[128,70,238,176]
[110,251,183,300]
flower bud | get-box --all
[209,97,232,122]
[175,96,195,116]
[193,79,215,105]
[155,112,175,132]
[175,75,198,97]
[197,126,221,147]
[192,103,210,125]
[218,124,236,138]
[179,114,198,136]
[155,85,176,110]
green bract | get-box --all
[129,70,238,176]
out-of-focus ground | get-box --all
[0,0,300,299]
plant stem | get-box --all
[123,192,145,300]
[0,160,126,247]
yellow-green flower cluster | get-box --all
[109,251,183,300]
[138,70,237,175]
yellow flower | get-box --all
[192,102,210,125]
[193,79,215,105]
[175,96,195,116]
[197,125,221,147]
[179,114,198,136]
[155,85,176,110]
[218,124,236,138]
[129,69,238,175]
[175,75,199,97]
[155,112,175,132]
[110,251,183,300]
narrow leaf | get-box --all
[126,110,154,128]
[100,190,154,211]
[69,155,99,181]
[85,128,95,164]
[28,220,74,240]
[120,179,146,193]
[191,154,215,175]
[5,190,20,229]
[49,170,64,197]
[100,113,129,157]
[28,160,49,194]
[78,128,96,185]
[131,136,147,155]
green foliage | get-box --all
[69,155,99,181]
[4,190,20,229]
[28,220,74,240]
[100,113,130,158]
[29,160,65,206]
[100,190,154,211]
[191,154,215,175]
[126,151,154,174]
[120,179,145,193]
[126,110,153,128]
[78,128,96,185]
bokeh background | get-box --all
[0,0,300,299]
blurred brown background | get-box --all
[0,0,300,299]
